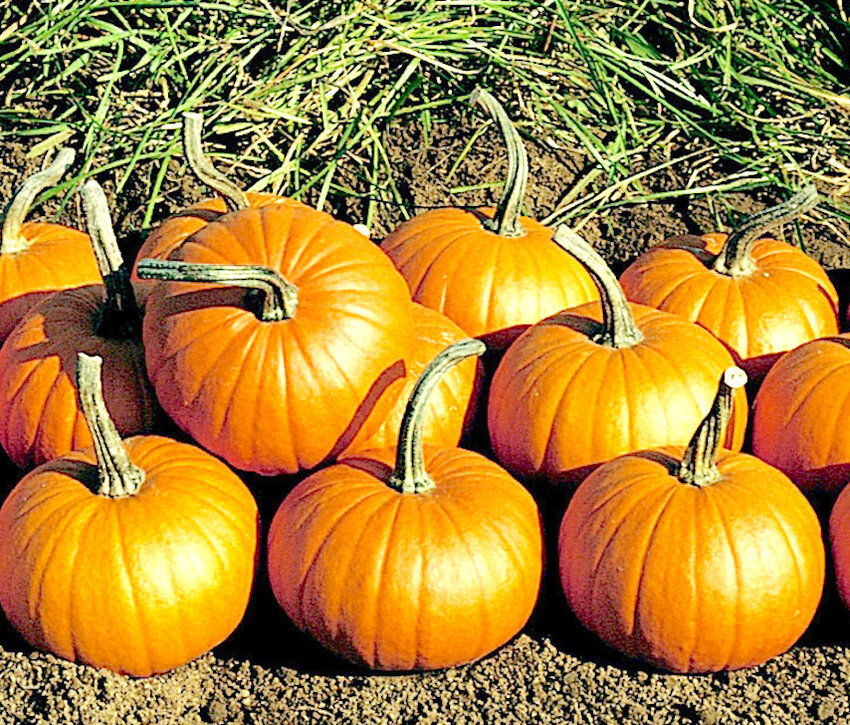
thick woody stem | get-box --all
[713,186,819,277]
[80,180,141,339]
[552,225,643,348]
[183,111,250,212]
[387,338,486,494]
[76,353,145,497]
[1,148,76,254]
[678,367,747,487]
[136,258,298,321]
[470,89,527,238]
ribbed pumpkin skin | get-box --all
[619,233,839,384]
[142,204,414,475]
[339,303,481,456]
[751,334,850,492]
[0,435,259,677]
[560,448,825,672]
[267,447,543,670]
[0,222,101,342]
[488,302,747,484]
[0,284,157,469]
[381,207,598,349]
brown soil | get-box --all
[3,114,850,724]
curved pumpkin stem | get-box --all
[183,111,250,212]
[76,353,145,498]
[136,258,298,321]
[471,89,527,238]
[552,225,643,349]
[678,366,747,487]
[80,180,141,339]
[712,186,819,277]
[388,338,486,495]
[1,148,76,255]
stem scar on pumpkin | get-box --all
[470,89,527,239]
[678,366,747,487]
[1,148,76,255]
[387,338,486,495]
[551,225,644,348]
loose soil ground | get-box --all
[2,115,850,724]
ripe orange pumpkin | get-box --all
[0,353,258,677]
[0,148,101,341]
[381,89,597,349]
[751,333,850,493]
[0,180,156,469]
[338,302,482,456]
[560,367,825,672]
[488,226,747,485]
[267,339,543,670]
[619,188,838,385]
[138,202,414,475]
[829,483,850,615]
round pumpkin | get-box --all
[619,187,838,385]
[0,147,101,342]
[829,483,850,615]
[488,226,747,485]
[267,339,543,670]
[381,89,597,349]
[138,201,414,475]
[560,367,824,672]
[0,353,258,677]
[751,333,850,493]
[0,180,156,469]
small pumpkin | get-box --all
[381,89,597,349]
[0,353,258,677]
[267,339,543,670]
[0,148,101,342]
[559,367,825,672]
[488,226,747,485]
[137,201,414,475]
[0,180,156,469]
[619,188,838,385]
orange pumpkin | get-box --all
[381,89,597,349]
[751,333,850,493]
[0,180,156,469]
[829,483,850,615]
[488,226,747,485]
[138,202,414,475]
[0,353,258,677]
[267,339,543,670]
[0,148,101,342]
[560,367,824,672]
[619,188,838,385]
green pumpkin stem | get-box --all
[678,366,747,487]
[712,186,819,277]
[552,225,643,348]
[80,180,141,339]
[76,353,145,498]
[136,258,298,321]
[387,338,486,495]
[471,89,527,238]
[1,148,76,255]
[183,111,249,212]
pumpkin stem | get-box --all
[183,111,250,212]
[76,353,145,498]
[471,89,527,238]
[678,366,747,487]
[135,258,298,321]
[388,338,486,495]
[1,148,76,255]
[712,186,819,277]
[552,225,643,348]
[80,180,142,339]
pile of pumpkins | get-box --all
[0,88,846,678]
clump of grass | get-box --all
[1,0,849,236]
